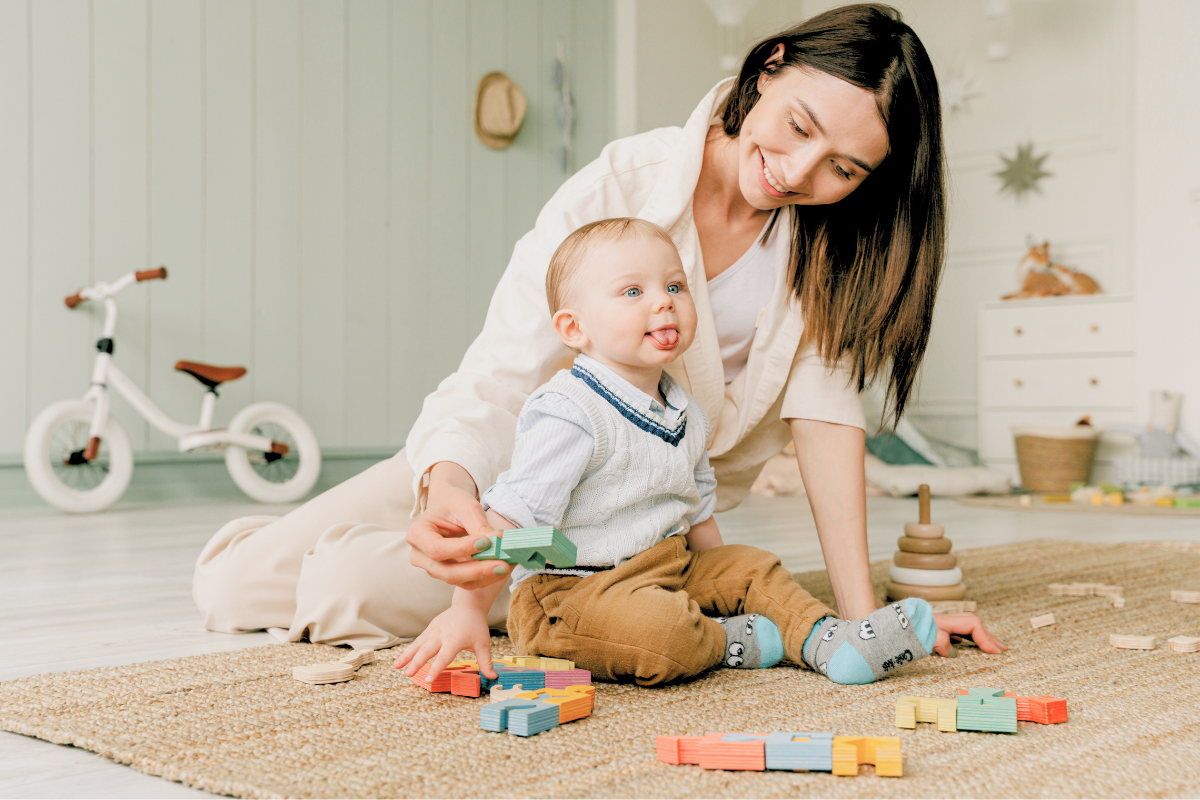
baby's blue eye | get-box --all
[624,287,641,297]
[667,284,680,294]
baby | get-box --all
[397,218,939,686]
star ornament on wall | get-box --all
[995,141,1052,199]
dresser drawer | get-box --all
[978,410,1138,462]
[980,356,1135,409]
[981,299,1133,356]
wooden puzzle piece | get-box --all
[479,698,560,737]
[1167,635,1200,653]
[656,733,899,777]
[1110,634,1156,650]
[488,684,528,702]
[956,692,1017,733]
[1030,613,1056,630]
[895,697,957,731]
[764,732,833,772]
[471,526,577,570]
[831,736,903,777]
[450,670,481,697]
[293,648,376,685]
[928,600,977,614]
[697,732,769,771]
[1170,590,1200,604]
[516,686,595,723]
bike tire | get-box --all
[24,400,134,513]
[224,401,321,503]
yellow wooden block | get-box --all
[831,740,860,776]
[511,656,543,668]
[895,698,917,729]
[831,736,903,777]
[896,696,957,732]
[873,741,903,778]
[538,657,575,670]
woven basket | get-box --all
[1012,426,1099,492]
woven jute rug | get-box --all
[3,540,1200,799]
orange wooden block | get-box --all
[656,734,706,765]
[516,686,594,723]
[450,670,481,697]
[696,732,769,771]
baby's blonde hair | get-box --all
[545,218,676,314]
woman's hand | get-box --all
[405,462,512,590]
[931,612,1007,657]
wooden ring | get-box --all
[889,565,963,586]
[904,522,945,539]
[893,551,957,570]
[886,582,967,601]
[897,535,953,554]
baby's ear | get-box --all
[552,308,588,350]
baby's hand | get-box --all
[393,604,498,680]
[931,612,1007,656]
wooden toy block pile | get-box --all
[409,655,596,737]
[291,649,374,685]
[471,526,577,570]
[894,687,1068,733]
[887,484,967,602]
[656,732,902,777]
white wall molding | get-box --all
[614,0,636,138]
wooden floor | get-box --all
[2,488,1198,798]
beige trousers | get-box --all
[192,448,511,648]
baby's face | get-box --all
[566,234,697,370]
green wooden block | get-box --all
[469,527,577,569]
[499,526,577,569]
[963,687,1006,697]
[956,694,1017,733]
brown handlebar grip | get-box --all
[64,291,85,309]
[136,266,168,281]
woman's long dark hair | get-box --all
[722,3,945,425]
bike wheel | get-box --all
[24,400,134,513]
[224,402,321,503]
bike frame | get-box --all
[76,273,274,455]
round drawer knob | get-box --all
[1014,327,1023,335]
[1014,379,1023,388]
[1090,324,1099,333]
[1090,378,1099,386]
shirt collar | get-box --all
[573,354,688,423]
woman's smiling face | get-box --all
[737,61,890,209]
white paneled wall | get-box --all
[0,0,615,459]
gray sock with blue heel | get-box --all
[713,613,784,669]
[801,599,938,685]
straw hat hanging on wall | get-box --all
[473,71,527,150]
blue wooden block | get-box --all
[506,700,561,737]
[496,669,544,690]
[480,699,541,733]
[470,527,577,570]
[765,732,834,772]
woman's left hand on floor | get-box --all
[931,612,1007,656]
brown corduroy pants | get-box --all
[507,535,835,686]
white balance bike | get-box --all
[24,267,321,512]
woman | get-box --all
[194,4,1003,656]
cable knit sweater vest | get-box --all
[510,365,711,582]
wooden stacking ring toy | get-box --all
[897,535,953,554]
[886,582,968,601]
[893,551,957,570]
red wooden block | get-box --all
[450,670,481,697]
[656,736,685,765]
[696,732,768,771]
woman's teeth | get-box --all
[763,160,789,194]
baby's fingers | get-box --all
[426,645,461,683]
[400,638,440,678]
[474,634,496,679]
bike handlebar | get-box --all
[136,266,168,282]
[64,266,168,309]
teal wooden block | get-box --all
[471,527,577,569]
[963,687,1006,697]
[765,732,833,772]
[957,695,1018,733]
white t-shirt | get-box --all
[707,215,779,384]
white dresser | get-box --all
[977,295,1137,485]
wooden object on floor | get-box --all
[888,564,963,586]
[1171,589,1200,604]
[1030,613,1056,630]
[898,535,953,554]
[292,648,375,685]
[895,697,958,732]
[1110,634,1156,650]
[929,600,978,613]
[1166,636,1200,653]
[886,582,968,601]
[893,551,957,570]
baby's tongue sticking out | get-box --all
[648,328,678,347]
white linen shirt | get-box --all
[406,78,865,516]
[479,354,717,538]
